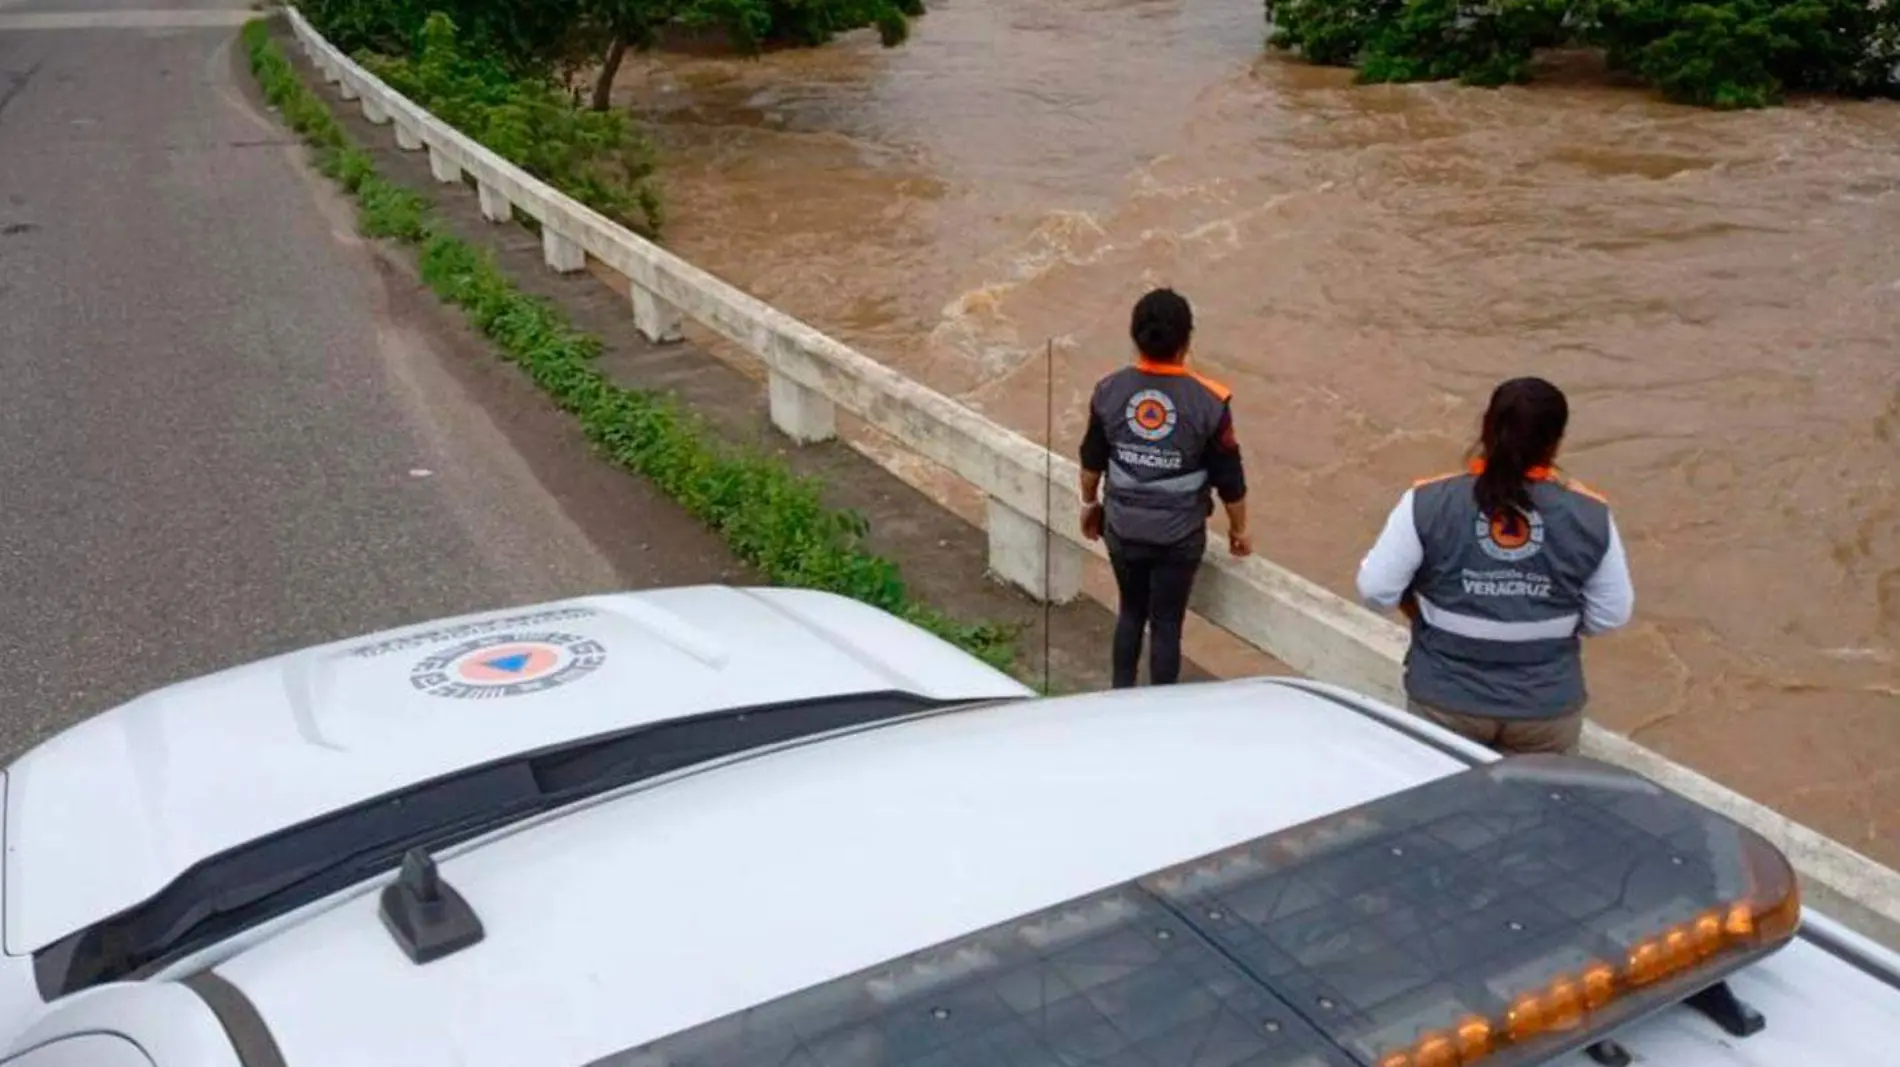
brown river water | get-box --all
[611,0,1900,864]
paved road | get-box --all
[0,5,741,755]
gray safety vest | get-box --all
[1405,471,1613,719]
[1090,364,1228,546]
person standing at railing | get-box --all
[1355,376,1634,754]
[1078,288,1252,688]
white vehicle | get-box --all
[0,586,1894,1067]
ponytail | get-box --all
[1472,378,1569,537]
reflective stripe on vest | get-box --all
[1414,594,1580,643]
[1107,461,1209,495]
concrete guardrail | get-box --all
[282,6,1900,940]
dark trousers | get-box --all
[1104,530,1205,688]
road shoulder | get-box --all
[231,30,756,600]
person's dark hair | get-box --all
[1474,377,1569,530]
[1131,288,1193,363]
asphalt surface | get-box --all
[0,6,743,756]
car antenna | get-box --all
[1041,336,1055,695]
[379,847,485,964]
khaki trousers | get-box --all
[1406,698,1585,756]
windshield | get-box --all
[32,689,986,1000]
[589,755,1799,1067]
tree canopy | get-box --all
[303,0,925,108]
[1264,0,1900,108]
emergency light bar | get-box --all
[597,755,1801,1067]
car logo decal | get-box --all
[409,631,606,700]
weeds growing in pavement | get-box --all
[241,18,1019,673]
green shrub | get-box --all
[359,13,664,236]
[317,144,379,191]
[1265,0,1900,107]
[242,17,1018,673]
[358,176,434,240]
[1267,0,1401,66]
[299,0,583,75]
[302,0,922,66]
[1358,0,1570,86]
[752,0,919,48]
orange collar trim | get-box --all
[1135,357,1189,376]
[1467,457,1556,481]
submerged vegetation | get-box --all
[301,0,924,112]
[1265,0,1900,108]
[296,0,928,235]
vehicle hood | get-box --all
[2,586,1028,954]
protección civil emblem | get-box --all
[1124,388,1179,442]
[1476,509,1546,563]
[409,631,606,700]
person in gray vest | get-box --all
[1079,288,1252,688]
[1355,376,1634,753]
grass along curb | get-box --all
[241,18,1021,674]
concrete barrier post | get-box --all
[393,123,423,151]
[630,284,684,345]
[337,77,359,101]
[320,62,339,85]
[542,228,586,274]
[768,371,837,444]
[361,97,391,126]
[985,497,1085,604]
[427,146,460,185]
[477,183,510,224]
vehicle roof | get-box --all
[173,676,1852,1067]
[1,586,1030,955]
[16,677,1898,1067]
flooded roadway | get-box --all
[613,0,1900,864]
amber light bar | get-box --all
[1140,754,1804,1067]
[1292,751,1793,1063]
[1372,880,1800,1066]
[603,755,1805,1067]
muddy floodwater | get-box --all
[615,0,1900,863]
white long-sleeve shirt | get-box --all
[1355,488,1635,636]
